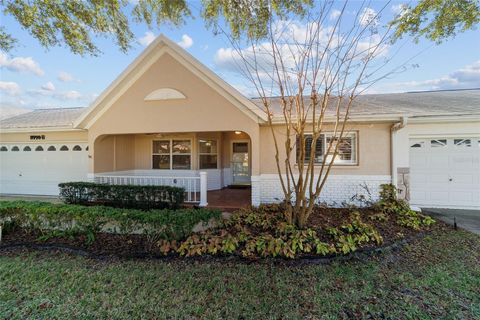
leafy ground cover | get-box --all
[1,225,479,319]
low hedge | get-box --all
[0,201,221,242]
[58,182,185,210]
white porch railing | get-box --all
[94,171,208,206]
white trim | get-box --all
[144,88,186,101]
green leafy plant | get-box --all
[0,201,221,245]
[376,184,435,230]
[58,182,185,210]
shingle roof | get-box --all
[252,89,480,118]
[0,107,86,129]
[0,89,478,130]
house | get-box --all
[1,35,479,209]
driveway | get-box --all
[422,208,480,235]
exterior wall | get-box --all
[0,130,88,143]
[258,122,392,175]
[86,51,261,176]
[251,122,393,205]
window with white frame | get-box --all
[296,132,357,165]
[152,139,191,170]
[198,139,218,169]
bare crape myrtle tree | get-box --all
[220,1,400,227]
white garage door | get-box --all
[0,143,89,196]
[409,137,480,209]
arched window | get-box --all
[47,146,56,151]
[0,146,7,151]
[11,146,19,151]
[86,146,89,151]
[35,146,44,151]
[73,145,82,151]
[23,146,31,151]
[60,145,69,151]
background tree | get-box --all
[2,0,477,56]
[0,0,312,55]
[391,0,479,43]
[218,1,396,227]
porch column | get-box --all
[199,171,208,207]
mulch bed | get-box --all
[0,208,440,264]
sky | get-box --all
[0,1,479,119]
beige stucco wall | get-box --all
[259,122,392,175]
[93,131,249,173]
[0,130,88,143]
[86,51,261,174]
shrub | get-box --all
[376,184,435,230]
[58,182,185,210]
[0,201,221,243]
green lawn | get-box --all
[1,227,479,319]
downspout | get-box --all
[390,116,408,189]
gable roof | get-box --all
[253,88,480,122]
[0,108,86,131]
[74,34,267,129]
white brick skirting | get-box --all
[251,174,391,207]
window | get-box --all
[296,132,357,165]
[199,139,218,169]
[73,145,82,151]
[86,146,89,151]
[47,146,56,151]
[410,141,425,148]
[431,139,447,147]
[172,140,191,169]
[0,146,7,152]
[152,139,191,170]
[35,146,44,151]
[23,146,31,151]
[60,145,69,151]
[11,146,19,151]
[454,139,471,147]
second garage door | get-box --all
[409,137,480,209]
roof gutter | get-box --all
[391,116,408,190]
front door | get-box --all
[231,141,250,185]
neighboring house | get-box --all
[0,35,479,209]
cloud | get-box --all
[177,34,193,49]
[139,31,156,46]
[391,3,408,17]
[0,81,21,96]
[359,7,378,27]
[41,81,56,91]
[57,71,77,82]
[61,90,82,100]
[0,52,44,76]
[373,60,480,93]
[329,9,341,21]
[28,87,83,100]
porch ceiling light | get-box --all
[235,131,242,135]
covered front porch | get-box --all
[91,131,253,207]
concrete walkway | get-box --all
[422,208,480,235]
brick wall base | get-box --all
[251,174,391,207]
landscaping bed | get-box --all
[0,184,436,260]
[1,226,479,319]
